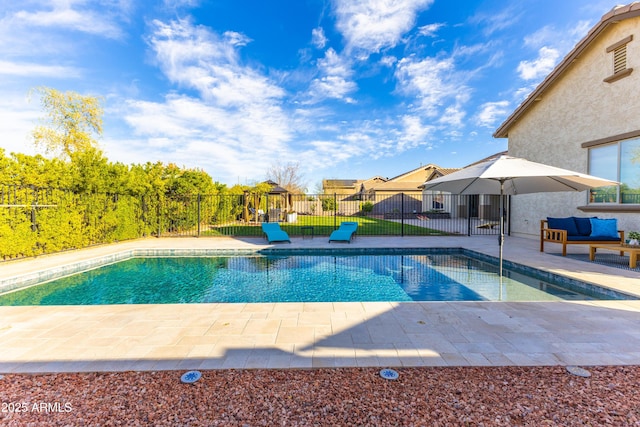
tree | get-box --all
[360,201,374,216]
[31,87,103,158]
[265,162,307,193]
[69,148,110,193]
[322,197,337,212]
[5,151,72,188]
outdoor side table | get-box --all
[301,226,314,239]
[589,244,638,269]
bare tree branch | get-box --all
[265,162,307,193]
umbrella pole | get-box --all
[499,180,504,299]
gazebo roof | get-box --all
[264,180,288,194]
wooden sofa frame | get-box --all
[540,220,624,256]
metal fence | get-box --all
[0,185,158,259]
[174,192,508,238]
[1,186,507,258]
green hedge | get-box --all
[0,190,153,259]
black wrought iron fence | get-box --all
[1,186,505,259]
[0,185,152,259]
[149,192,505,238]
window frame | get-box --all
[581,134,640,211]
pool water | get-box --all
[0,251,625,305]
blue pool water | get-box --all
[0,249,629,305]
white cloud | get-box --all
[517,20,591,84]
[308,137,368,163]
[439,106,465,127]
[223,31,251,47]
[163,0,201,8]
[311,27,328,49]
[309,76,358,103]
[569,20,593,40]
[307,48,357,103]
[393,52,475,143]
[114,18,305,180]
[337,125,394,160]
[317,48,351,77]
[418,23,444,37]
[148,18,286,107]
[121,94,293,180]
[121,17,448,182]
[511,83,539,104]
[333,0,433,55]
[395,55,460,117]
[397,115,432,151]
[0,93,41,156]
[524,21,590,52]
[0,60,81,78]
[523,25,557,49]
[13,0,126,39]
[470,6,522,36]
[517,46,560,80]
[380,55,397,67]
[475,100,510,128]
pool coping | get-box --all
[1,236,640,373]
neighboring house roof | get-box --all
[418,151,507,188]
[361,176,387,184]
[323,177,387,189]
[419,167,462,188]
[463,150,508,168]
[323,179,358,188]
[323,176,388,197]
[367,164,440,192]
[493,3,640,138]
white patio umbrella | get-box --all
[421,155,619,282]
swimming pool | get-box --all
[0,248,632,305]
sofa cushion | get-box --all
[547,217,579,236]
[573,217,596,236]
[566,235,620,242]
[589,218,619,238]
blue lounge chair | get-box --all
[261,222,291,243]
[329,221,358,243]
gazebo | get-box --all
[264,180,289,222]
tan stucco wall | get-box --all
[506,19,640,238]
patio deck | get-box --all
[0,235,638,373]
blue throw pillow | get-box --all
[547,217,579,236]
[573,217,596,236]
[589,218,619,238]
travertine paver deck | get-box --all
[0,235,639,373]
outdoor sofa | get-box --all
[540,217,624,256]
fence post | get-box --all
[30,207,37,232]
[334,193,337,229]
[141,195,147,237]
[506,195,511,236]
[467,195,471,236]
[197,194,201,237]
[401,193,405,237]
[157,194,162,238]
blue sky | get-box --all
[0,0,626,190]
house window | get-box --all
[604,35,633,83]
[588,137,640,204]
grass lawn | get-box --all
[204,215,449,237]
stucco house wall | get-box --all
[497,7,640,238]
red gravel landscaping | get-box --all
[2,366,640,426]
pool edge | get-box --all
[0,247,635,301]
